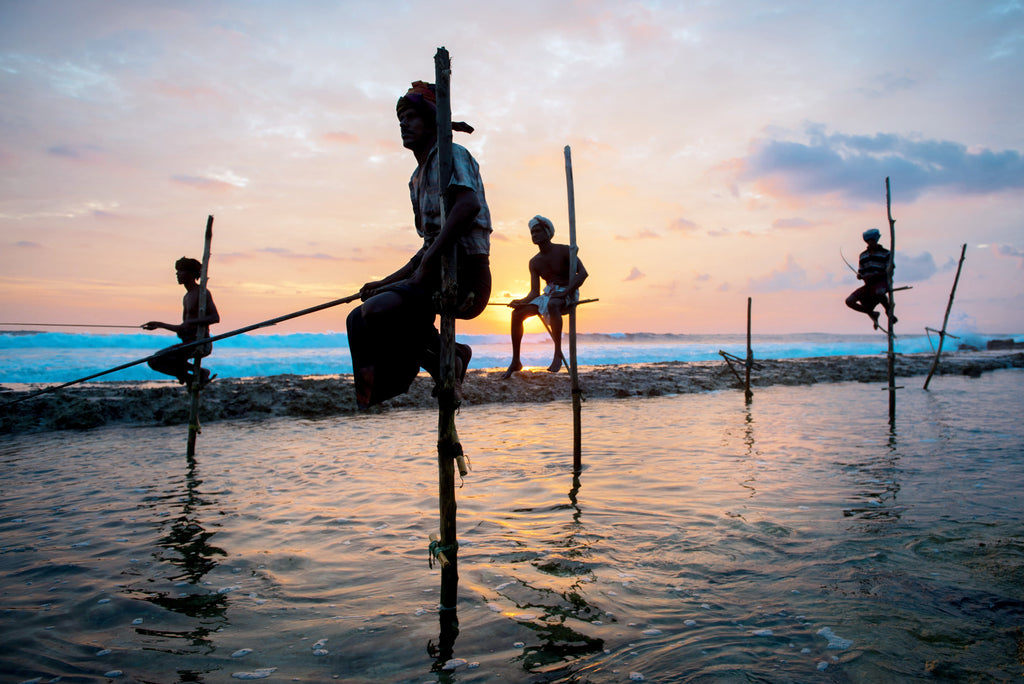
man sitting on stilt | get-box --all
[143,257,220,388]
[502,215,588,378]
[845,228,895,330]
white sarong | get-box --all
[531,283,579,325]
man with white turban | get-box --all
[502,215,588,378]
[845,228,894,330]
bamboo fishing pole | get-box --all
[487,298,599,307]
[0,323,143,329]
[2,291,363,407]
[187,216,214,457]
[924,244,967,390]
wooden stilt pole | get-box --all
[924,243,967,390]
[564,145,582,473]
[885,178,898,423]
[187,215,213,457]
[433,47,460,617]
[744,297,753,403]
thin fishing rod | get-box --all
[0,323,143,329]
[486,298,599,306]
[840,248,858,275]
[2,291,363,407]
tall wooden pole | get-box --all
[885,178,897,423]
[187,215,213,457]
[744,297,753,403]
[433,48,460,617]
[564,146,582,472]
[924,244,967,390]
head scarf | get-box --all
[862,228,881,242]
[529,215,555,241]
[175,257,202,275]
[396,81,474,133]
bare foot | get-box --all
[501,360,522,380]
[870,311,880,330]
[547,354,564,373]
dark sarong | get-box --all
[347,254,490,408]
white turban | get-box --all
[529,215,555,240]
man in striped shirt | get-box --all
[845,228,893,330]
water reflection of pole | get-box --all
[130,452,228,648]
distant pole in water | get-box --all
[187,215,214,457]
[564,145,583,472]
[885,178,898,423]
[924,244,967,390]
[717,300,761,396]
[745,297,753,403]
[432,47,461,623]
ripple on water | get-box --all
[0,371,1022,681]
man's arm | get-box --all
[141,320,180,333]
[184,292,220,327]
[509,260,543,307]
[565,256,587,297]
[360,249,424,298]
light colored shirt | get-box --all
[409,142,491,256]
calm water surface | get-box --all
[1,370,1023,683]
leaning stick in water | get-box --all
[923,244,967,390]
[2,290,363,406]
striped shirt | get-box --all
[858,246,891,281]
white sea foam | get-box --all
[2,330,1006,383]
[231,668,277,680]
[817,627,853,649]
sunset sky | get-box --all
[1,0,1022,339]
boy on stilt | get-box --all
[502,215,588,378]
[143,257,220,387]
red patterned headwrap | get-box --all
[396,81,474,134]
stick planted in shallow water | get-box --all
[187,215,214,457]
[923,244,967,390]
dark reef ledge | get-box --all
[2,350,1022,434]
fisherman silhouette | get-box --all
[845,228,895,330]
[142,257,219,387]
[502,215,588,378]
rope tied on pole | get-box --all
[428,536,459,569]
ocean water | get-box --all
[1,370,1022,682]
[0,329,1016,384]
